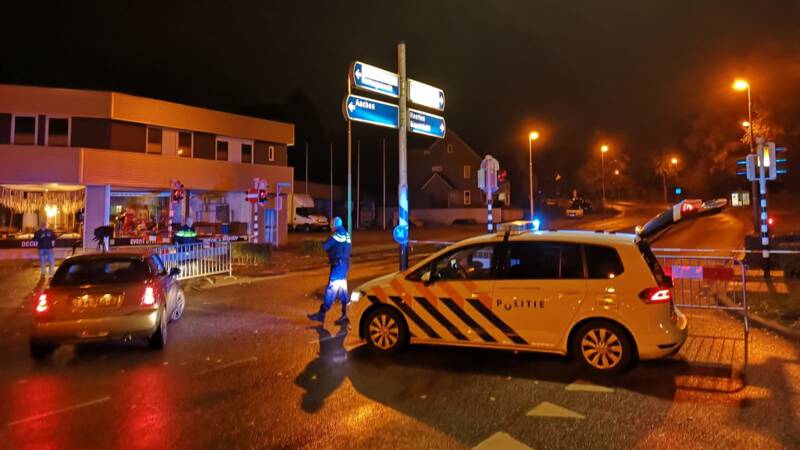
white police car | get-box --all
[348,200,723,373]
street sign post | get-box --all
[408,108,446,138]
[409,79,445,111]
[342,94,399,129]
[478,155,500,232]
[351,61,399,98]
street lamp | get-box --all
[733,78,759,235]
[528,131,539,220]
[600,145,609,207]
[742,120,751,128]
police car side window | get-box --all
[501,242,583,280]
[431,245,495,281]
[585,245,624,279]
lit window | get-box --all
[463,190,471,205]
[464,165,471,179]
[268,145,275,162]
[13,115,36,145]
[46,117,69,146]
[447,144,453,154]
[147,128,163,154]
[216,140,229,161]
[241,143,253,163]
[178,131,192,157]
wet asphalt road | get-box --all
[1,208,799,449]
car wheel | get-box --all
[572,320,633,374]
[148,306,168,350]
[29,341,57,359]
[364,307,408,354]
[170,291,186,322]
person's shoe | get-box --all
[334,316,349,325]
[307,312,325,323]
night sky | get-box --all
[3,1,800,203]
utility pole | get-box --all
[329,142,333,220]
[398,42,409,270]
[757,138,771,278]
[382,138,386,230]
[305,142,309,194]
[347,75,353,235]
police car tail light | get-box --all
[638,287,671,304]
[35,293,50,314]
[141,286,156,307]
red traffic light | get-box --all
[258,189,268,203]
[768,216,775,226]
[498,169,508,182]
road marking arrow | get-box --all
[526,401,585,419]
[473,432,534,450]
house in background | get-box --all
[408,130,520,225]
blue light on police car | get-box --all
[532,219,541,231]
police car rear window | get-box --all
[584,245,624,279]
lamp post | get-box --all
[671,157,679,199]
[528,131,539,220]
[600,145,609,207]
[733,79,759,234]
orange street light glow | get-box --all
[614,169,620,175]
[742,121,751,128]
[671,157,678,165]
[732,79,749,91]
[529,131,539,141]
[601,144,609,153]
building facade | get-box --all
[0,85,294,250]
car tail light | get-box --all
[638,287,671,304]
[35,293,50,314]
[141,286,156,306]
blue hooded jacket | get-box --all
[323,226,351,281]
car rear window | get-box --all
[585,245,624,279]
[638,242,668,286]
[51,258,151,286]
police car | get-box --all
[348,200,724,373]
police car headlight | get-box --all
[350,290,364,303]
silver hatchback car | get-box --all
[30,251,186,358]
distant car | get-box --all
[29,251,186,358]
[565,199,586,218]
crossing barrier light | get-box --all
[768,217,775,226]
[258,189,268,203]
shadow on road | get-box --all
[295,324,349,413]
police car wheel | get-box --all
[572,321,632,374]
[364,308,407,353]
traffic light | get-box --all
[171,185,185,202]
[258,189,268,204]
[498,170,508,183]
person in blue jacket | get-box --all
[307,217,352,324]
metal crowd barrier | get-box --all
[156,241,233,280]
[654,251,749,369]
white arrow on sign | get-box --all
[355,68,361,80]
[348,101,356,113]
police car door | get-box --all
[493,241,586,349]
[405,243,511,345]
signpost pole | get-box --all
[382,138,387,230]
[347,76,353,235]
[357,139,361,229]
[757,138,770,278]
[398,42,410,270]
[329,142,333,220]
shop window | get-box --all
[463,165,471,179]
[13,115,36,145]
[463,190,471,205]
[268,145,275,162]
[216,140,229,161]
[147,127,163,154]
[178,131,192,157]
[241,143,253,163]
[46,117,69,146]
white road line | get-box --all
[6,396,111,426]
[526,401,585,419]
[195,356,258,376]
[473,432,534,450]
[565,380,614,393]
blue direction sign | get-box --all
[351,61,399,98]
[408,108,446,139]
[343,94,399,129]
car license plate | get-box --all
[72,294,121,309]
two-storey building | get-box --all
[0,85,294,250]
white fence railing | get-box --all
[156,241,232,280]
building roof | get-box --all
[0,84,294,146]
[420,172,454,191]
